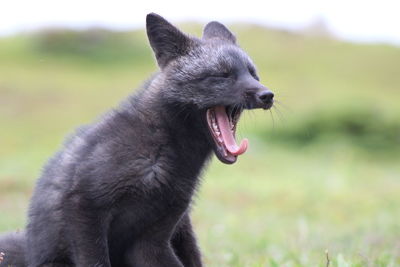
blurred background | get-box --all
[0,0,399,266]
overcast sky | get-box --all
[1,0,399,45]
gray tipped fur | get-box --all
[0,13,272,267]
[203,21,237,43]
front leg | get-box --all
[125,210,186,267]
[128,240,184,267]
[171,213,202,267]
[65,195,111,267]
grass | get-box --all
[0,25,399,266]
[197,143,400,266]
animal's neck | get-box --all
[124,87,214,168]
[159,99,213,158]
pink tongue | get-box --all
[214,106,248,156]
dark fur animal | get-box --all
[0,13,274,267]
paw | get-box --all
[0,252,5,264]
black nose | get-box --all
[258,90,274,104]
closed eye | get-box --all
[198,70,232,81]
[248,67,259,81]
[211,72,231,78]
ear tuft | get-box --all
[203,21,236,44]
[146,13,192,68]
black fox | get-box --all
[0,13,274,267]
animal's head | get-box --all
[146,13,274,164]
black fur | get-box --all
[0,13,273,267]
[146,13,193,69]
[0,232,26,266]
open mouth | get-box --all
[206,106,248,164]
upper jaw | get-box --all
[244,101,274,110]
[244,91,275,110]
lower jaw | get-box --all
[214,147,237,164]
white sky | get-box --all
[1,0,399,45]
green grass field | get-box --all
[0,25,399,266]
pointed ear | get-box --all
[203,21,236,44]
[146,13,192,68]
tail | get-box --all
[0,231,26,267]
